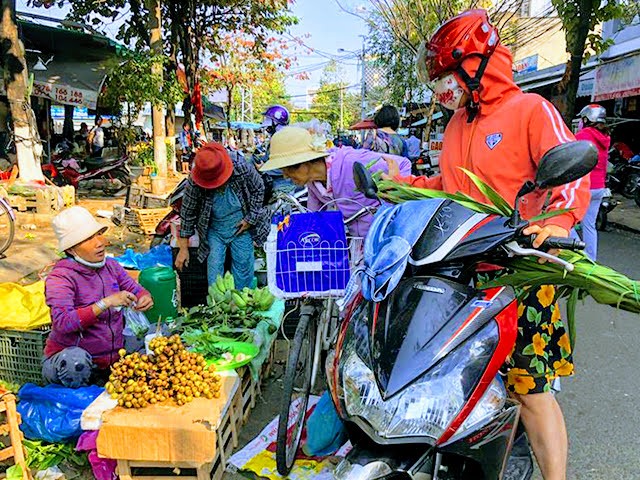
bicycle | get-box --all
[0,194,15,258]
[266,197,372,475]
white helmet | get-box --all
[578,104,607,125]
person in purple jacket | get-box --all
[43,206,154,388]
[260,126,411,237]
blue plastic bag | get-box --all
[113,244,172,270]
[273,211,349,294]
[303,390,347,456]
[17,384,103,443]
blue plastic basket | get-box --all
[266,211,352,298]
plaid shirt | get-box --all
[180,151,270,263]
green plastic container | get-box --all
[138,267,178,323]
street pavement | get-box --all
[558,228,640,480]
[227,228,640,480]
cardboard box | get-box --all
[97,374,238,464]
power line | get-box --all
[280,84,360,99]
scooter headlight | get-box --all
[443,376,507,445]
[342,321,498,442]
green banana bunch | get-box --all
[231,291,247,309]
[223,272,235,291]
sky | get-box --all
[16,0,370,108]
[284,0,370,107]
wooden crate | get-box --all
[237,366,258,425]
[134,207,172,235]
[0,393,30,480]
[115,383,239,480]
[5,185,74,215]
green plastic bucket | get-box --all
[138,267,178,323]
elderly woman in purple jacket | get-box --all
[260,127,411,235]
[43,207,154,388]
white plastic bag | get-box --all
[123,308,151,338]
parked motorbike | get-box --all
[412,150,435,177]
[326,141,596,480]
[607,146,640,200]
[149,178,188,248]
[596,188,618,231]
[49,140,131,191]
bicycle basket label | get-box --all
[299,232,321,247]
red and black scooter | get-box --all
[47,140,131,190]
[326,142,596,479]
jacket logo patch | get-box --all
[485,133,503,150]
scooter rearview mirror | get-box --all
[535,141,598,189]
[353,162,378,199]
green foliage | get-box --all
[552,0,638,63]
[307,61,360,131]
[101,52,183,116]
[551,0,638,120]
[365,0,470,106]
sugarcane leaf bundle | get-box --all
[377,167,640,336]
[375,168,570,222]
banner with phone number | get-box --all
[31,82,98,109]
[0,81,99,109]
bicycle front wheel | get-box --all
[0,201,15,257]
[276,309,317,476]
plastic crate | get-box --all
[0,327,49,385]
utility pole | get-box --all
[146,0,167,181]
[359,34,367,142]
[1,0,44,182]
[340,86,344,133]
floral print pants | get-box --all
[502,285,574,395]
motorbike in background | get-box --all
[47,140,131,192]
[596,188,618,231]
[412,150,436,177]
[607,146,640,201]
[325,141,596,480]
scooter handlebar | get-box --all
[519,235,585,251]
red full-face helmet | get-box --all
[417,9,500,83]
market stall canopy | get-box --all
[349,118,376,130]
[0,13,124,110]
[217,121,263,130]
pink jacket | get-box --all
[576,127,610,190]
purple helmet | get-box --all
[262,105,290,129]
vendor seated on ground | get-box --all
[43,206,154,388]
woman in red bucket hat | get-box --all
[175,142,270,289]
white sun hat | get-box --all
[260,127,329,172]
[53,206,108,252]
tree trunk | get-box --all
[227,86,233,131]
[0,0,44,182]
[424,95,437,147]
[554,8,591,124]
[146,0,167,181]
[63,105,75,141]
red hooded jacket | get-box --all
[396,45,590,231]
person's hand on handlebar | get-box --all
[522,224,569,262]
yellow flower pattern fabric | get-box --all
[502,285,574,394]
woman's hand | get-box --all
[134,294,154,312]
[236,219,251,235]
[104,291,137,309]
[382,156,400,180]
[174,247,189,271]
[522,224,569,262]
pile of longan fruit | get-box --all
[106,335,222,408]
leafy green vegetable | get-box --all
[23,439,89,471]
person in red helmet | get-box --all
[386,9,590,480]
